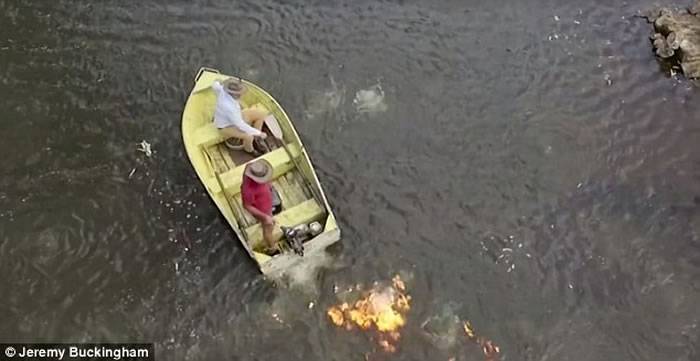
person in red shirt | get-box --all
[241,159,276,250]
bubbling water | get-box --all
[353,81,387,113]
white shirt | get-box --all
[212,81,263,136]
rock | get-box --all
[649,1,700,78]
[690,1,700,15]
[652,34,667,49]
[657,45,675,58]
[638,8,662,23]
[667,32,681,49]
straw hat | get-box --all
[222,77,246,97]
[244,159,273,183]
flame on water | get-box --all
[327,275,411,352]
[463,320,501,360]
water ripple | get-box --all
[1,0,699,359]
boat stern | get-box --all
[260,226,341,277]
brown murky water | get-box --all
[1,0,699,360]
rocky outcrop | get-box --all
[646,1,700,78]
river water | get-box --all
[1,0,699,360]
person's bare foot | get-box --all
[266,242,280,254]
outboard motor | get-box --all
[281,225,306,256]
[280,221,323,256]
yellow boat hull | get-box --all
[181,67,340,275]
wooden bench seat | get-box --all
[194,123,225,148]
[206,143,301,195]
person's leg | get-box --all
[262,223,276,249]
[242,108,268,132]
[219,126,255,153]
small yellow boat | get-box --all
[181,67,341,275]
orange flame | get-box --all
[327,275,411,352]
[463,320,501,361]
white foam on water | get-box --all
[353,81,387,113]
[270,250,336,295]
[239,252,340,332]
[304,75,345,120]
[242,68,260,79]
[420,302,463,350]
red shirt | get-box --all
[241,176,273,216]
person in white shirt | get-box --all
[212,77,268,154]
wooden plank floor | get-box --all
[205,154,313,229]
[204,121,317,247]
[227,169,313,229]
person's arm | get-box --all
[242,186,274,224]
[244,204,274,224]
[211,81,224,93]
[230,106,264,137]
